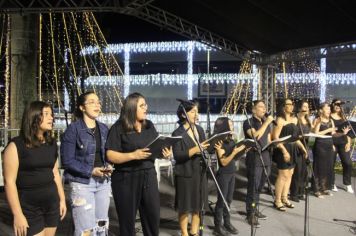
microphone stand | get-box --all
[178,102,230,236]
[241,105,275,236]
[296,113,316,236]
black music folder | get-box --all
[145,135,182,157]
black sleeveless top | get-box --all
[11,136,57,190]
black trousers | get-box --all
[332,144,352,186]
[214,173,235,227]
[290,155,308,197]
[111,168,160,236]
[246,163,271,216]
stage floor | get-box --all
[1,162,356,236]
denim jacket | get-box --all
[60,119,109,184]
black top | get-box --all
[93,126,103,168]
[105,119,158,171]
[243,116,271,167]
[172,124,206,177]
[217,140,239,174]
[331,117,348,145]
[297,121,311,146]
[11,136,57,190]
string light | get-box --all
[85,73,256,87]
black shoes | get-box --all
[255,211,267,220]
[213,225,230,236]
[224,223,239,235]
[290,195,300,202]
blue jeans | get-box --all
[69,177,111,236]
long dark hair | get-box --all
[277,98,294,120]
[74,91,96,120]
[176,99,199,125]
[213,117,232,142]
[20,101,54,147]
[331,98,346,120]
[119,92,146,132]
[297,100,311,127]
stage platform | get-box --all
[0,161,355,236]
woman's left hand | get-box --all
[342,126,351,135]
[162,147,173,159]
[59,200,67,220]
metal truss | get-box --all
[121,0,259,62]
[265,40,356,64]
[0,0,122,13]
[259,65,276,114]
[0,0,260,62]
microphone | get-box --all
[264,112,277,125]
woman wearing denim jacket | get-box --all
[61,91,112,236]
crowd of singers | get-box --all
[2,93,354,236]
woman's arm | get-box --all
[215,141,245,166]
[53,160,66,220]
[106,148,151,164]
[3,142,29,236]
[273,118,288,154]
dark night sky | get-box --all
[96,13,186,44]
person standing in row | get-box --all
[172,100,210,236]
[61,91,112,236]
[273,99,307,210]
[213,117,247,235]
[3,101,66,236]
[313,103,336,198]
[106,92,172,236]
[243,100,274,227]
[330,99,354,193]
[290,100,312,202]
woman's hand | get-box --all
[302,149,308,159]
[13,213,28,236]
[59,200,67,220]
[342,126,351,135]
[161,147,173,159]
[214,140,223,151]
[133,148,152,160]
[233,144,246,155]
[201,140,210,150]
[92,167,105,177]
[283,151,291,162]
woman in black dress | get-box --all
[172,100,210,236]
[312,102,336,198]
[3,101,66,236]
[330,99,353,193]
[273,99,307,211]
[290,100,313,202]
[106,92,172,236]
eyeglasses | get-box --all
[139,103,148,109]
[285,103,294,106]
[84,101,101,106]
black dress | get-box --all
[273,123,299,170]
[312,121,334,192]
[290,122,311,197]
[172,124,208,213]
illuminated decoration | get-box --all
[252,65,259,100]
[320,49,327,102]
[275,73,356,85]
[124,44,130,97]
[82,41,212,55]
[187,41,194,99]
[81,41,213,99]
[85,73,257,87]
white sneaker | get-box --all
[331,185,338,192]
[346,185,354,194]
